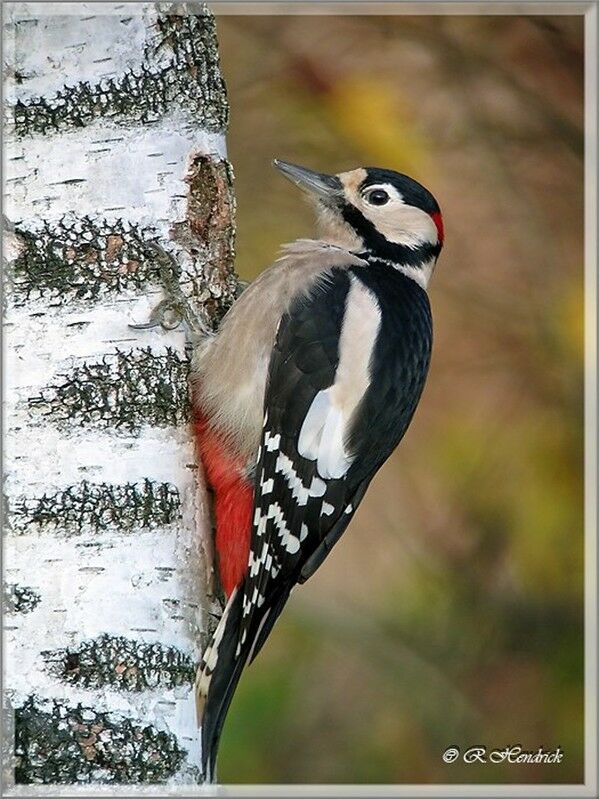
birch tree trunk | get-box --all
[3,1,236,785]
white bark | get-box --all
[3,2,235,786]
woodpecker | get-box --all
[192,159,444,781]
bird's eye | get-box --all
[364,188,389,206]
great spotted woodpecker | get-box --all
[192,160,444,781]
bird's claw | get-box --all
[129,298,183,331]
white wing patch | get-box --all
[252,501,303,556]
[275,451,326,505]
[265,431,281,451]
[260,477,274,495]
[298,276,382,479]
[296,389,331,462]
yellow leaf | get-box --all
[325,75,430,175]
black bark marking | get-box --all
[43,634,196,691]
[4,584,41,614]
[8,217,176,307]
[27,347,190,431]
[10,11,228,138]
[7,479,181,536]
[14,697,187,784]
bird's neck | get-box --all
[359,243,438,290]
[315,209,440,289]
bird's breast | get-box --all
[192,240,367,467]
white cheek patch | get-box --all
[298,276,381,479]
[360,200,438,248]
[351,182,437,248]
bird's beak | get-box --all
[273,159,342,202]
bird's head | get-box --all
[274,159,444,288]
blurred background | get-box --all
[214,12,584,784]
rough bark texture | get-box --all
[3,1,236,786]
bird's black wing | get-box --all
[239,264,432,660]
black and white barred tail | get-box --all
[195,583,292,782]
[196,587,246,784]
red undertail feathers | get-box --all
[194,412,253,597]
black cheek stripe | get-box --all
[341,204,441,266]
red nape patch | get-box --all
[194,413,253,597]
[431,211,444,245]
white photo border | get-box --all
[1,1,596,797]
